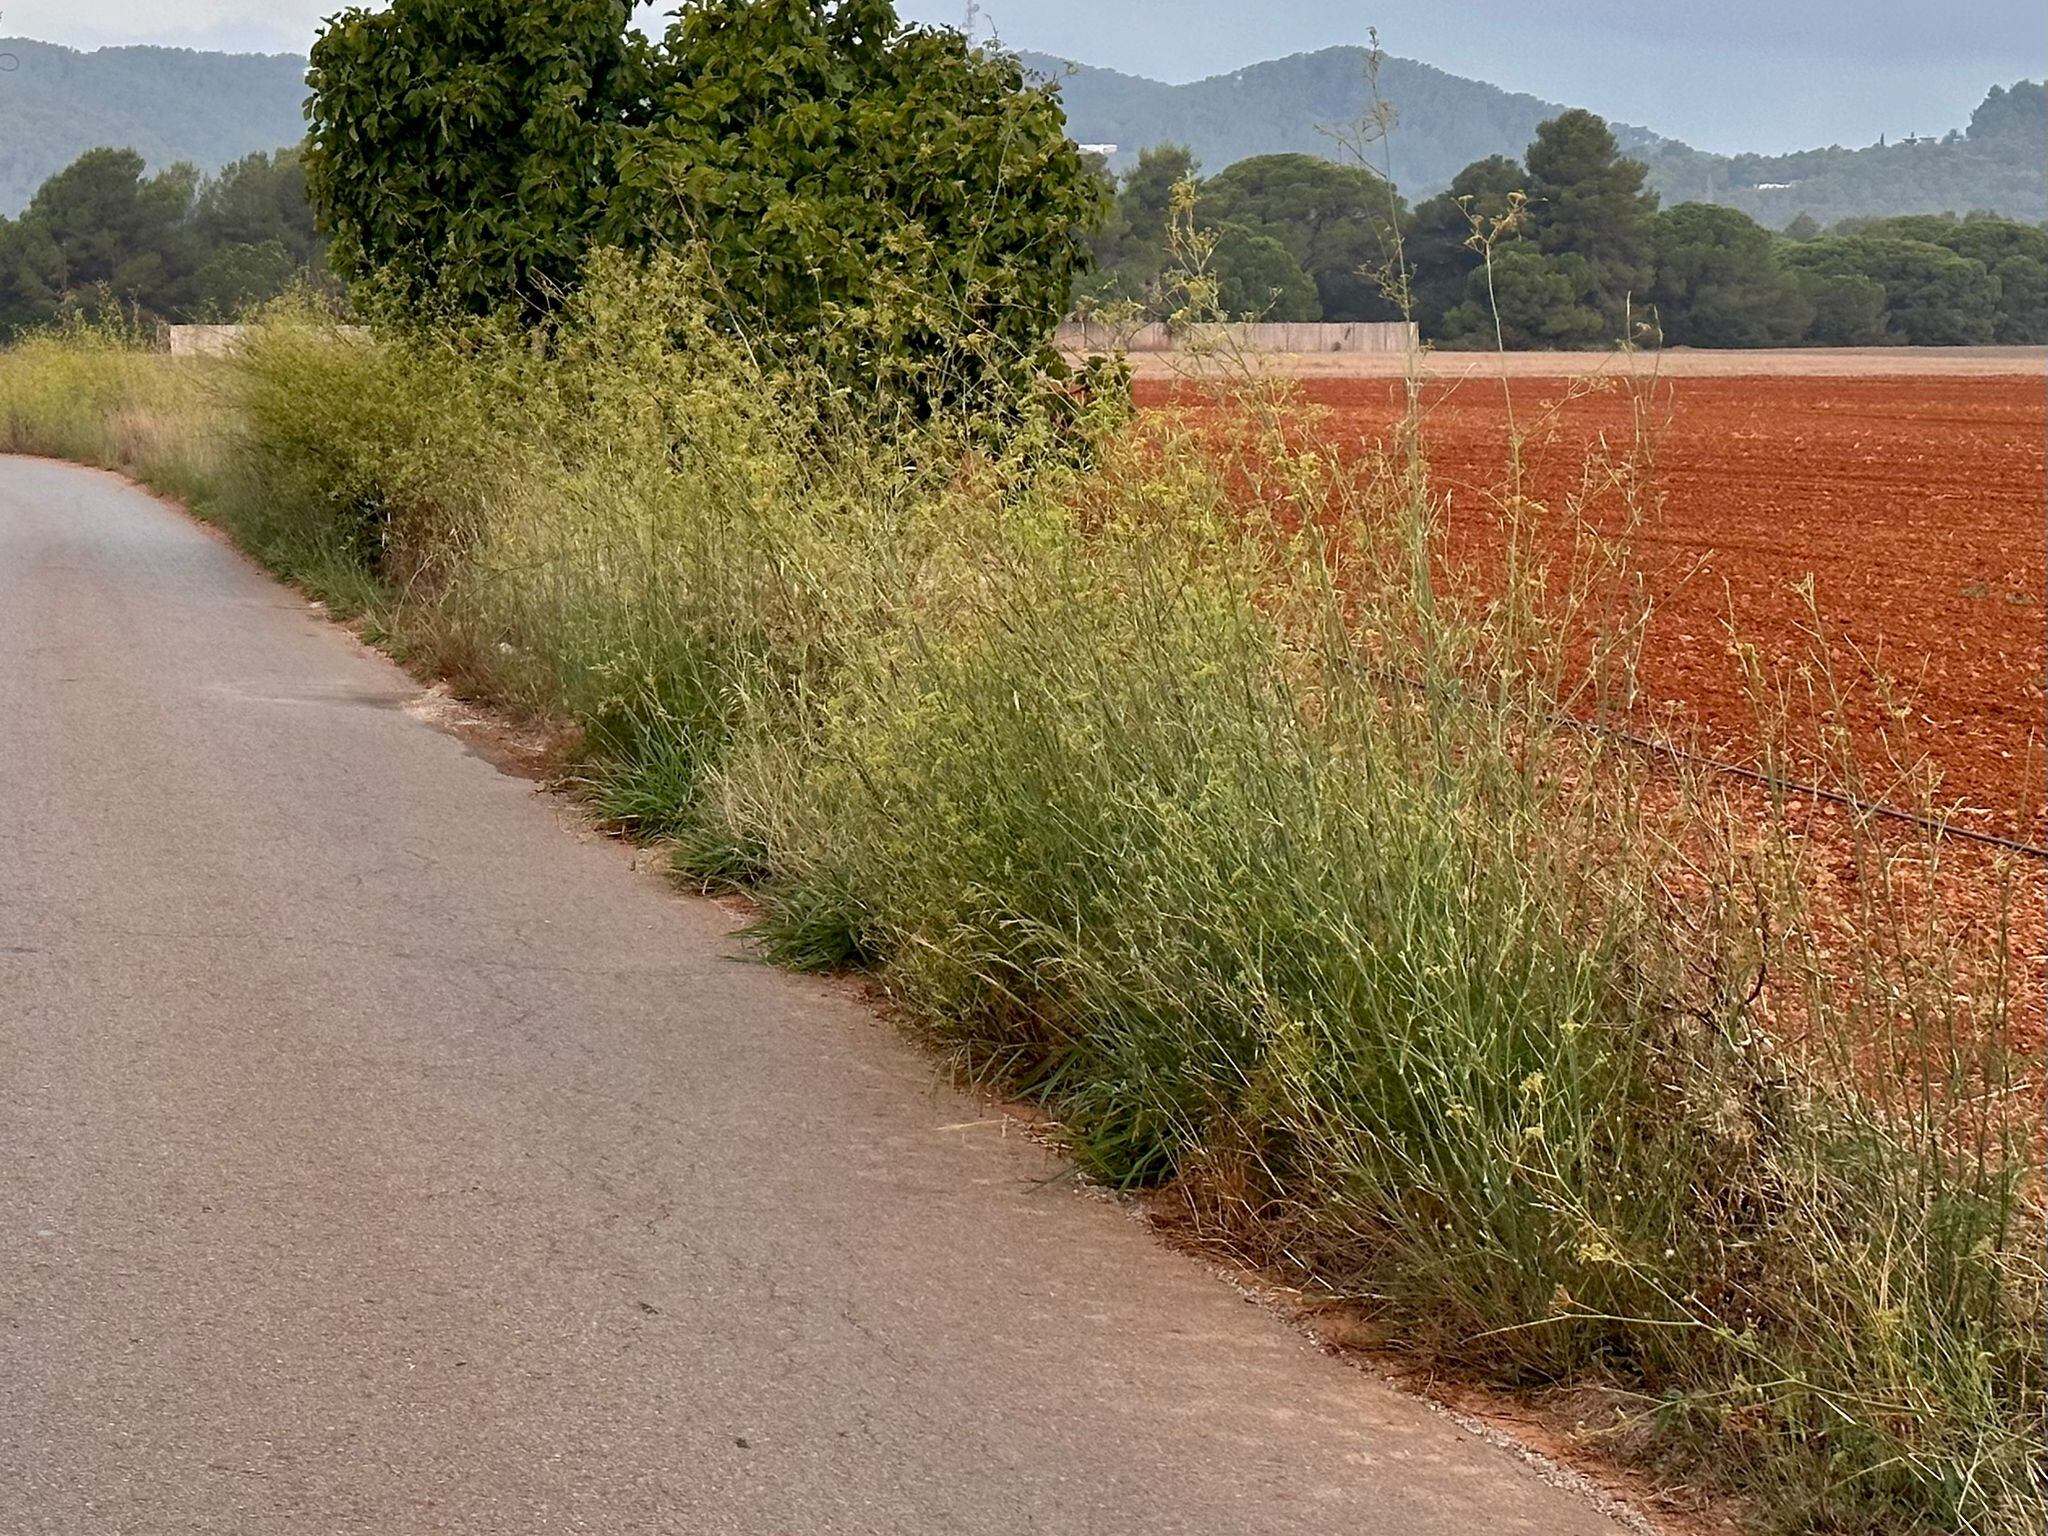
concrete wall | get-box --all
[166,324,368,356]
[1056,320,1419,355]
[166,324,247,358]
[175,319,1421,360]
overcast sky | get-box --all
[3,0,2041,153]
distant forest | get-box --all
[1036,49,2048,227]
[0,147,324,335]
[1645,83,2048,227]
[1080,106,2048,349]
[5,115,2040,353]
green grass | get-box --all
[1,261,2037,1535]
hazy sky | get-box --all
[3,0,2041,153]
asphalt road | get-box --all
[0,458,1628,1535]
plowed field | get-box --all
[1137,371,2047,842]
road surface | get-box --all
[0,458,1628,1534]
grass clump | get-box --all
[0,318,224,505]
[0,254,2037,1536]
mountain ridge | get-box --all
[0,38,309,215]
[1027,46,2047,225]
[1020,46,1677,192]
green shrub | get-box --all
[307,0,1102,407]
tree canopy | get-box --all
[307,0,1102,402]
[1421,110,1660,348]
[1198,154,1405,321]
[1649,203,1811,348]
[1441,244,1606,349]
[1785,235,2002,346]
[1078,149,1404,323]
[305,0,643,318]
[1207,224,1320,322]
[1524,109,1659,331]
[1840,214,2048,343]
[0,146,322,337]
[1405,154,1525,331]
[1072,144,1194,312]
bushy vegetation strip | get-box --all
[1,278,2037,1534]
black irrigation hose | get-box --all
[1375,661,2048,860]
[1566,716,2048,861]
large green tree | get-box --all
[1197,153,1404,322]
[1405,154,1526,332]
[1525,110,1658,334]
[1208,224,1320,321]
[1072,144,1195,312]
[186,239,301,318]
[617,0,1097,390]
[0,147,201,332]
[22,148,199,311]
[193,150,325,272]
[0,143,343,337]
[1440,245,1606,349]
[308,0,1101,401]
[183,149,330,320]
[1116,144,1198,251]
[1791,267,1887,345]
[1982,251,2048,344]
[1848,213,2048,344]
[0,217,65,334]
[1648,203,1811,347]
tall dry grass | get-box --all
[0,320,224,500]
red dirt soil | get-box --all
[1139,372,2048,843]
